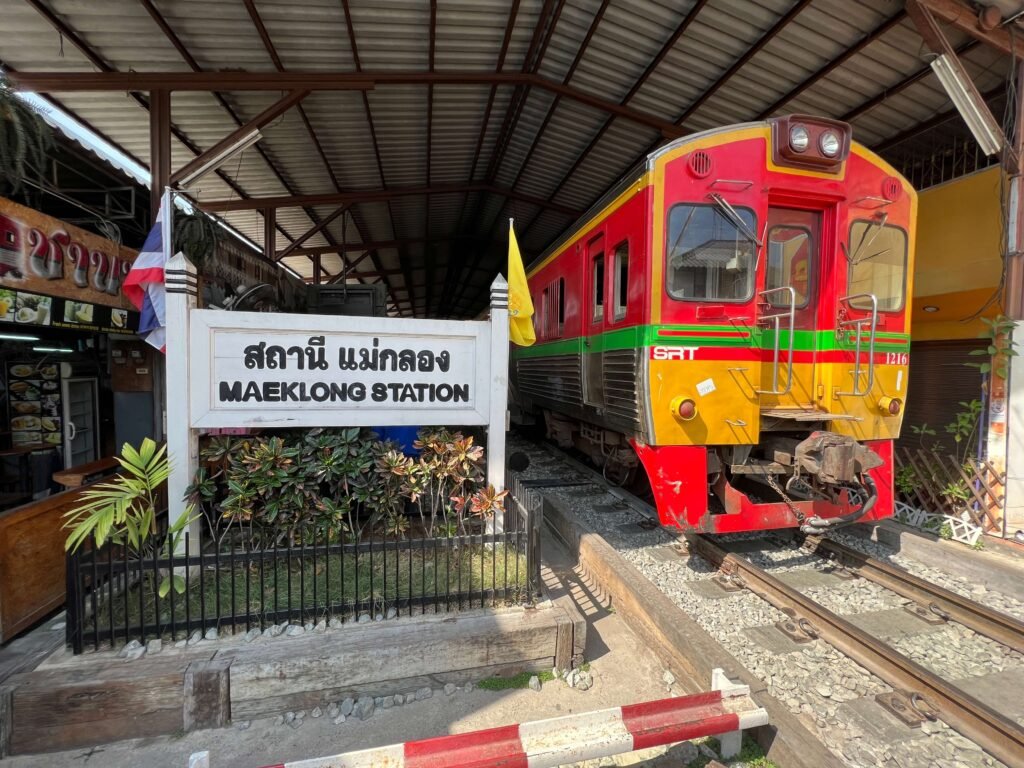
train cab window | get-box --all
[613,241,629,321]
[847,221,908,312]
[592,252,605,322]
[666,204,756,302]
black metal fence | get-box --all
[65,498,541,654]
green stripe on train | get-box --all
[511,324,911,358]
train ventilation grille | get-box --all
[689,150,713,178]
[882,177,902,201]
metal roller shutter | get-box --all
[897,340,987,455]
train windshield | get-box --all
[847,220,907,311]
[666,203,757,302]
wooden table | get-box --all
[53,457,120,489]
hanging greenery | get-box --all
[0,75,54,196]
[173,210,220,268]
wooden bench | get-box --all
[52,457,120,489]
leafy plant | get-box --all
[188,427,496,548]
[945,399,982,464]
[63,438,197,596]
[0,75,54,195]
[174,210,220,268]
[967,315,1017,379]
[894,465,917,497]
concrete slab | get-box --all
[853,521,1024,601]
[837,696,928,745]
[950,669,1024,720]
[646,547,687,563]
[687,579,741,600]
[742,625,806,655]
[774,569,842,590]
[843,608,945,640]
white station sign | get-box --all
[188,309,493,429]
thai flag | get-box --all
[123,199,168,353]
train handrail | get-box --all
[836,293,879,396]
[755,286,796,396]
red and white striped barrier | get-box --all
[190,669,767,768]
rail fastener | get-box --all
[803,535,1024,655]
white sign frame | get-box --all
[163,189,509,544]
[188,309,494,429]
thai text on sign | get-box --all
[211,330,476,409]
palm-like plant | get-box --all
[63,438,196,596]
[0,75,53,195]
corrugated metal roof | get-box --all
[1,0,1013,316]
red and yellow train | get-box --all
[511,115,915,535]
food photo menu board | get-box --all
[0,288,137,335]
[7,361,62,448]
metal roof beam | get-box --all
[169,90,310,187]
[6,71,687,138]
[840,38,979,122]
[275,205,349,261]
[280,236,482,259]
[513,0,710,245]
[674,0,812,129]
[199,184,581,216]
[757,9,907,118]
[915,0,1024,58]
[339,0,411,315]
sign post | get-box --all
[165,250,200,550]
[488,276,509,533]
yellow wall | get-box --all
[911,167,1003,340]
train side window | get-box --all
[666,203,757,302]
[847,221,907,312]
[558,277,565,335]
[613,241,629,321]
[543,280,561,338]
[592,252,605,322]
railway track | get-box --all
[687,534,1024,768]
[801,535,1024,655]
[514,438,1024,767]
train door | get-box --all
[759,206,822,409]
[583,234,606,408]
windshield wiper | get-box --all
[845,212,888,264]
[708,193,762,247]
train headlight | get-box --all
[789,124,810,152]
[671,396,698,421]
[819,130,841,157]
[878,396,902,416]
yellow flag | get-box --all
[507,219,536,346]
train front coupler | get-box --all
[791,432,882,534]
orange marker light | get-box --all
[671,397,698,421]
[878,396,902,416]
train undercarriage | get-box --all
[541,409,892,535]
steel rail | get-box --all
[804,535,1024,655]
[687,534,1024,768]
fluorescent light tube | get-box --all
[0,333,40,341]
[931,54,1003,156]
[32,346,73,353]
[178,129,263,187]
